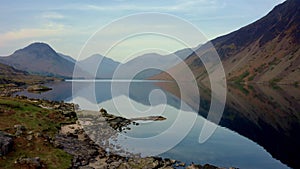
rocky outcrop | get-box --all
[0,131,14,156]
[27,85,52,92]
[57,109,227,169]
[130,115,167,121]
[15,157,44,168]
[14,124,26,136]
[0,87,22,97]
[55,123,179,169]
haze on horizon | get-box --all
[0,0,285,62]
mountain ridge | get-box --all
[76,54,120,79]
[0,42,75,78]
[0,62,56,87]
[153,0,300,85]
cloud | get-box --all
[84,0,223,12]
[0,23,65,46]
[42,12,65,19]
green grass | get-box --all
[269,78,282,90]
[247,74,256,81]
[294,81,299,88]
[230,83,250,96]
[0,97,74,169]
[232,71,250,84]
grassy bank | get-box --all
[0,97,75,169]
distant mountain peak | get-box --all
[27,42,50,48]
[14,42,54,54]
[0,42,76,77]
[12,42,59,61]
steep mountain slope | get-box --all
[58,53,76,63]
[0,43,75,78]
[154,0,300,85]
[222,85,300,169]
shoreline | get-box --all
[0,95,236,169]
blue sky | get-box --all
[0,0,285,61]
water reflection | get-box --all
[222,84,300,169]
[14,81,299,168]
[159,82,300,168]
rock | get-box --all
[170,159,176,164]
[186,163,202,169]
[109,161,122,168]
[34,132,42,138]
[15,156,42,168]
[0,131,14,156]
[203,164,218,169]
[79,166,94,169]
[14,124,26,130]
[62,111,77,118]
[130,115,167,121]
[163,167,174,169]
[99,108,108,115]
[14,124,26,136]
[178,162,186,167]
[26,135,33,141]
[53,104,61,109]
[54,133,100,168]
[27,85,52,92]
[163,158,175,166]
[152,160,160,168]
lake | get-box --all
[15,81,300,169]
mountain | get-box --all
[75,47,193,79]
[0,43,75,78]
[222,85,300,169]
[153,0,300,85]
[58,53,76,63]
[0,62,55,86]
[0,41,191,80]
[149,1,300,167]
[113,48,193,79]
[76,54,120,79]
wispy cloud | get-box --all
[42,12,65,19]
[0,23,65,46]
[84,0,223,12]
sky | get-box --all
[0,0,285,62]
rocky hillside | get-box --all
[0,43,75,78]
[0,62,56,87]
[153,0,300,85]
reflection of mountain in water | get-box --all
[155,82,300,168]
[75,81,185,111]
[222,85,300,169]
[16,81,300,168]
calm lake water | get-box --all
[16,81,300,169]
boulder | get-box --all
[14,124,26,136]
[15,157,42,168]
[0,131,14,156]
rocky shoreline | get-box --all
[0,95,236,169]
[55,119,226,169]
